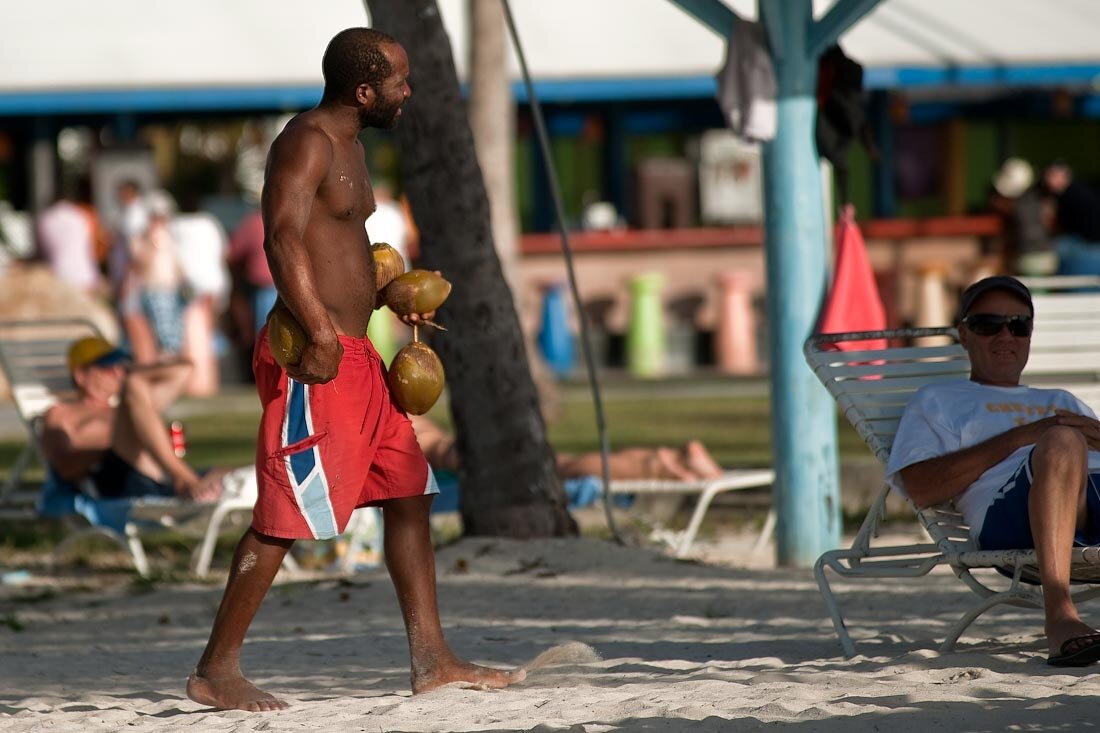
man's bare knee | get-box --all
[1034,424,1088,458]
[120,373,152,408]
[1032,425,1088,495]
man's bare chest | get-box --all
[320,157,374,222]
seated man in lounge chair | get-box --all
[40,336,223,502]
[887,275,1100,667]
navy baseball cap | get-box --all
[957,276,1034,323]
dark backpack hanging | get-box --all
[816,44,869,202]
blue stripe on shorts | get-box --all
[978,448,1100,550]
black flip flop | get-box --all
[1048,633,1100,667]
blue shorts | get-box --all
[89,450,176,499]
[977,449,1100,550]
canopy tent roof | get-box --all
[1,0,1099,114]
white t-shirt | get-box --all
[366,200,410,267]
[886,379,1100,537]
[172,213,229,302]
[37,200,99,292]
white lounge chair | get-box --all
[609,470,776,557]
[805,326,1100,657]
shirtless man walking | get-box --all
[187,28,523,712]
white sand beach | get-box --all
[1,531,1097,732]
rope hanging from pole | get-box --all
[500,0,623,544]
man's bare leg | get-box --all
[1028,426,1097,655]
[381,494,525,693]
[682,440,724,479]
[558,448,696,481]
[111,370,218,500]
[187,529,293,711]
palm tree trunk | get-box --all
[366,0,577,537]
[466,0,564,426]
[468,0,518,295]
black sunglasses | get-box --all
[963,313,1033,337]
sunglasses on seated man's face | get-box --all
[962,313,1034,338]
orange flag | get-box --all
[817,205,887,352]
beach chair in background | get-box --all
[0,318,272,577]
[0,318,98,512]
[805,326,1100,657]
[1020,275,1100,413]
[608,471,776,557]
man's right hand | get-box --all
[1052,409,1100,451]
[287,336,343,384]
[176,472,223,503]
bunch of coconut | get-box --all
[267,242,450,415]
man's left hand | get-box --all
[398,310,437,327]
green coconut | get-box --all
[267,304,306,369]
[371,242,406,292]
[387,340,445,415]
[381,269,452,316]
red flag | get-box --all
[818,205,887,352]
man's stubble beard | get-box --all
[359,98,403,130]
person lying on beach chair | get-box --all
[411,414,724,483]
[886,275,1100,667]
[40,336,224,502]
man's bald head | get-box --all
[322,27,399,101]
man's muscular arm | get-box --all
[128,357,192,413]
[902,412,1100,508]
[263,126,343,384]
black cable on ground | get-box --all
[500,0,623,544]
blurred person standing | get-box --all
[226,206,276,335]
[74,177,112,276]
[365,179,413,265]
[36,186,104,295]
[990,158,1056,277]
[174,209,230,395]
[111,180,157,363]
[131,192,187,357]
[1043,161,1100,276]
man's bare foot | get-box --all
[186,670,289,712]
[412,660,526,694]
[683,440,723,479]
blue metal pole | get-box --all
[665,0,882,565]
[759,0,840,566]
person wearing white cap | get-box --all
[991,158,1056,276]
[1043,161,1100,277]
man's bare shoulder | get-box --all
[272,112,337,155]
[43,398,80,426]
[266,114,339,186]
[47,397,113,427]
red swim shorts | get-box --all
[251,327,438,540]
